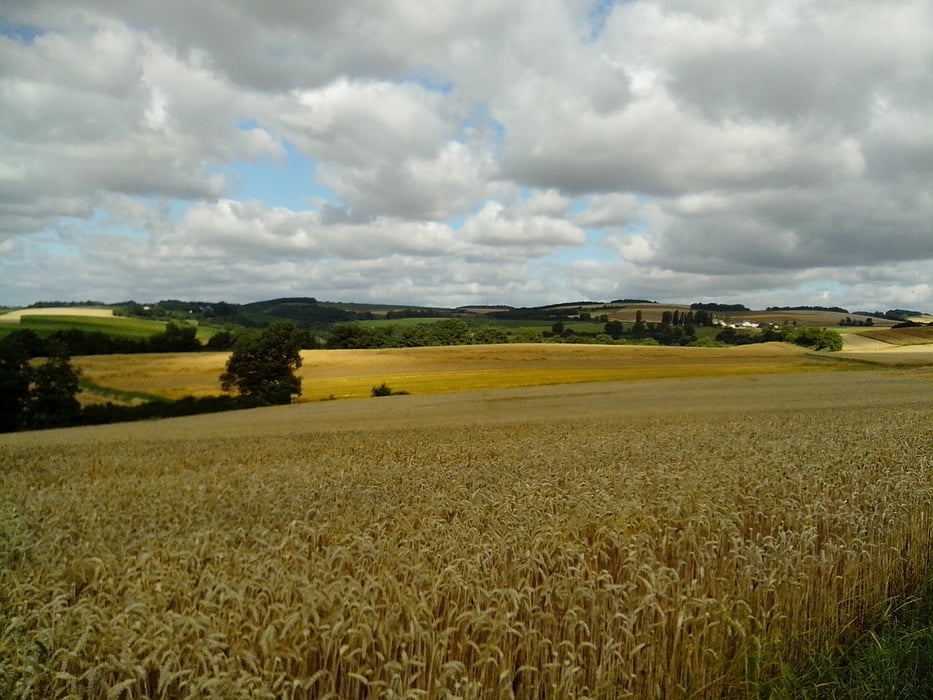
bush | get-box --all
[371,383,409,397]
[793,327,843,351]
[371,383,394,397]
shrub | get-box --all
[371,382,394,397]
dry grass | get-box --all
[74,352,229,403]
[854,327,933,346]
[2,370,932,698]
[72,342,866,403]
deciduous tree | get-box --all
[220,322,303,405]
[26,343,82,428]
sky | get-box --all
[1,1,932,312]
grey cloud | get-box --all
[615,181,933,275]
[461,202,587,251]
[2,0,932,311]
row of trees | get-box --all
[0,323,305,433]
[2,322,319,358]
[327,319,510,349]
[3,322,201,358]
[715,325,843,351]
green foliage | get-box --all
[710,324,842,351]
[0,338,81,432]
[473,326,508,344]
[792,327,844,351]
[371,383,394,397]
[0,320,210,356]
[205,329,236,350]
[220,322,303,405]
[604,320,625,339]
[147,321,201,352]
[690,336,729,348]
[25,348,82,429]
[81,394,252,425]
[510,327,544,343]
[0,338,31,432]
[12,314,168,339]
[768,582,933,698]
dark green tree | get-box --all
[428,319,470,345]
[148,321,201,352]
[206,329,236,350]
[25,343,82,429]
[327,324,375,349]
[474,326,509,344]
[0,341,31,432]
[631,310,648,338]
[793,327,843,351]
[604,320,624,339]
[220,322,303,405]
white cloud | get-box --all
[1,0,932,311]
[461,201,586,251]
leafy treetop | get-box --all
[220,322,303,406]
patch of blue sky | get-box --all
[401,70,453,94]
[796,280,849,300]
[225,141,341,211]
[446,212,469,231]
[31,208,139,258]
[456,102,506,146]
[0,21,44,44]
[531,259,575,305]
[554,229,615,264]
[586,0,623,41]
[566,199,590,216]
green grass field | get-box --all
[2,314,167,339]
[0,314,220,342]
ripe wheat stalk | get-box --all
[1,405,930,698]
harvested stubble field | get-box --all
[2,369,932,699]
[855,326,933,347]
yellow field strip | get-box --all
[71,342,881,403]
[0,306,115,322]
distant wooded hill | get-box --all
[7,297,929,331]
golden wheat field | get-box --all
[72,342,885,405]
[2,368,932,698]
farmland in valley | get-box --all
[71,341,887,405]
[2,365,932,698]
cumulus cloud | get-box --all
[461,202,586,252]
[1,0,932,310]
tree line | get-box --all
[0,321,320,358]
[1,322,305,433]
[715,325,843,351]
[2,322,202,357]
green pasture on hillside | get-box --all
[0,315,217,342]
